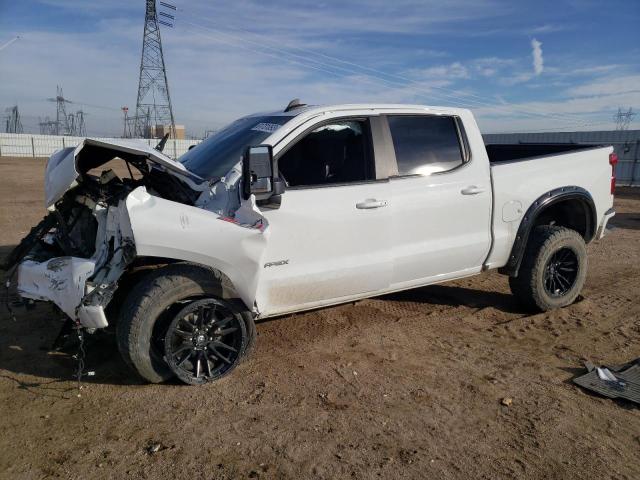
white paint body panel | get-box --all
[387,110,492,290]
[125,187,269,311]
[258,182,391,316]
[485,146,614,269]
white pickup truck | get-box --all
[4,102,617,385]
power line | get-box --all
[178,13,592,127]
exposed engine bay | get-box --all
[3,138,267,330]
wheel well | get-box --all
[532,198,594,242]
[104,257,240,328]
[499,186,596,277]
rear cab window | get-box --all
[386,115,468,176]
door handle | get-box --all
[461,185,485,195]
[356,199,388,209]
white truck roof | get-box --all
[255,103,473,148]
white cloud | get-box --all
[528,24,566,34]
[474,75,640,132]
[471,57,515,77]
[567,74,640,97]
[1,1,638,136]
[531,38,544,76]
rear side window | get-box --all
[387,115,465,175]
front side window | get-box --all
[278,120,374,187]
[387,115,465,176]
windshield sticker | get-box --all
[251,122,281,134]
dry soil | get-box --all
[0,156,639,479]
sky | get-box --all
[0,0,638,137]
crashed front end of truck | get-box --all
[3,138,268,333]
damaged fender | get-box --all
[125,187,270,312]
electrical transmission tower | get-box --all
[73,110,87,136]
[39,116,57,135]
[4,105,23,133]
[134,0,176,138]
[47,86,73,135]
[44,86,88,136]
[614,107,636,130]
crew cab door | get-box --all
[385,114,492,289]
[256,117,392,315]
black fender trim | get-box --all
[498,186,596,277]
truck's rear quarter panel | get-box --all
[486,146,614,269]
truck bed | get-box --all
[485,143,597,162]
[484,144,614,270]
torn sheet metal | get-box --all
[574,359,640,405]
[17,257,96,319]
[16,200,135,329]
[45,138,198,208]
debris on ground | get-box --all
[573,359,640,405]
[145,443,164,455]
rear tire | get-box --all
[509,226,587,312]
[116,263,256,384]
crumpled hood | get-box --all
[45,138,194,208]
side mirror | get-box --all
[242,145,285,201]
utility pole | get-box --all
[134,0,176,139]
[122,107,129,137]
[614,107,636,131]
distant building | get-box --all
[484,129,640,187]
[148,124,186,140]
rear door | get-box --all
[257,116,392,315]
[385,114,492,289]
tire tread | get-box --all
[509,225,587,312]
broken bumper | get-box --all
[12,198,135,329]
[16,257,108,328]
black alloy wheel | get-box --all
[543,247,579,297]
[164,298,246,385]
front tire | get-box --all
[116,263,256,384]
[509,226,587,312]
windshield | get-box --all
[179,115,293,179]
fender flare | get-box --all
[499,186,596,277]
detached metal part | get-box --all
[16,199,135,328]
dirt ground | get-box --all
[0,156,639,480]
